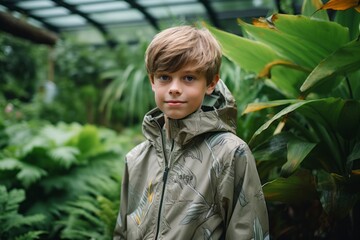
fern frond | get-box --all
[41,123,81,146]
[0,185,45,237]
[15,231,46,240]
[0,158,21,171]
[16,162,47,188]
[48,146,80,168]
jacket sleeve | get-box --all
[220,144,269,240]
[113,161,129,240]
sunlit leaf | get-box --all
[251,98,343,140]
[281,139,317,177]
[204,22,280,74]
[242,99,300,114]
[240,14,349,68]
[252,15,277,29]
[258,60,311,79]
[301,38,360,92]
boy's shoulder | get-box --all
[125,140,151,163]
[205,131,247,148]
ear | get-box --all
[206,74,220,95]
[149,74,155,91]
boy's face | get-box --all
[150,64,219,120]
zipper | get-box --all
[154,166,169,239]
[153,120,174,239]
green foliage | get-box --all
[0,33,155,129]
[206,2,360,239]
[0,119,143,239]
[0,185,45,239]
[0,33,48,101]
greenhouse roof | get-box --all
[0,0,301,46]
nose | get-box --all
[169,79,182,95]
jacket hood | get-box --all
[142,80,237,146]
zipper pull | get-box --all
[163,166,169,182]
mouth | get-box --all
[165,100,186,106]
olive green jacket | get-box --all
[114,80,269,239]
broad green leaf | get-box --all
[335,8,360,40]
[263,169,317,204]
[251,100,313,139]
[251,98,343,140]
[206,22,306,98]
[205,23,280,73]
[243,99,300,114]
[301,38,360,92]
[258,60,311,79]
[301,0,329,20]
[239,14,349,68]
[316,170,360,219]
[268,66,307,98]
[281,139,317,177]
[252,132,293,162]
[273,14,349,52]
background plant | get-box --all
[0,119,143,239]
[206,0,360,238]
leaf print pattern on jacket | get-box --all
[114,80,269,240]
[129,180,155,226]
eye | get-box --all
[157,75,170,81]
[184,75,195,82]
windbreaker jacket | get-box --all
[114,80,269,240]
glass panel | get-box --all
[64,0,112,4]
[32,7,70,17]
[77,2,129,12]
[147,3,205,19]
[46,15,87,27]
[17,0,55,9]
[91,9,144,23]
[137,0,197,7]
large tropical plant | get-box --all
[0,120,142,239]
[206,0,360,238]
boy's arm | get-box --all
[220,144,269,240]
[113,162,129,240]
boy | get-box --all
[114,25,269,239]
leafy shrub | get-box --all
[206,1,360,239]
[0,120,143,239]
[0,185,45,239]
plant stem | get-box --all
[345,75,354,99]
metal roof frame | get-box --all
[0,0,292,46]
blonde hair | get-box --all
[145,25,222,85]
